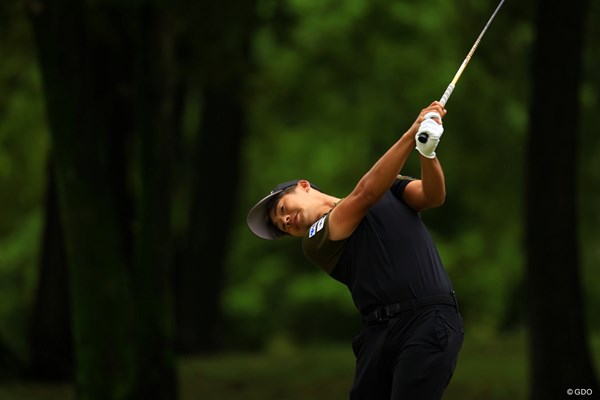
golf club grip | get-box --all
[417,84,454,143]
[439,83,455,107]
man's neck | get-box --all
[318,194,341,217]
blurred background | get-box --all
[0,0,599,399]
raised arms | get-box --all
[328,102,447,240]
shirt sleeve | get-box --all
[301,213,347,274]
[390,175,415,202]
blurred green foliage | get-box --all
[1,0,599,364]
[234,0,526,341]
[227,0,600,346]
[0,2,49,361]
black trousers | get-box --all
[350,304,464,400]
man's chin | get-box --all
[292,230,307,238]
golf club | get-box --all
[417,0,506,143]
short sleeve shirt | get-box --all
[302,176,453,315]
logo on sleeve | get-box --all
[309,216,326,238]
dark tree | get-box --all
[173,0,257,352]
[29,159,73,380]
[27,0,177,398]
[525,0,599,397]
[129,6,178,398]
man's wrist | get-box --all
[402,130,417,144]
[418,150,436,160]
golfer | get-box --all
[247,101,463,399]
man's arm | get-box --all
[328,101,446,240]
[402,156,446,211]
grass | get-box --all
[2,331,599,400]
[179,332,529,400]
[444,331,528,400]
[179,345,355,400]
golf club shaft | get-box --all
[417,0,506,143]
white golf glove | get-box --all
[415,112,444,159]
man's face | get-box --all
[269,183,320,238]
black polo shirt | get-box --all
[302,177,454,315]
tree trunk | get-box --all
[28,1,177,398]
[176,80,247,352]
[525,0,599,397]
[29,2,136,397]
[129,5,178,399]
[29,159,73,380]
[173,0,256,353]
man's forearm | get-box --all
[355,132,415,204]
[419,155,446,206]
[347,101,446,210]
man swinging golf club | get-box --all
[247,0,506,396]
[247,101,463,399]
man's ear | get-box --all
[297,179,311,192]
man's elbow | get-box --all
[422,191,445,209]
[432,191,446,208]
[404,181,445,211]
